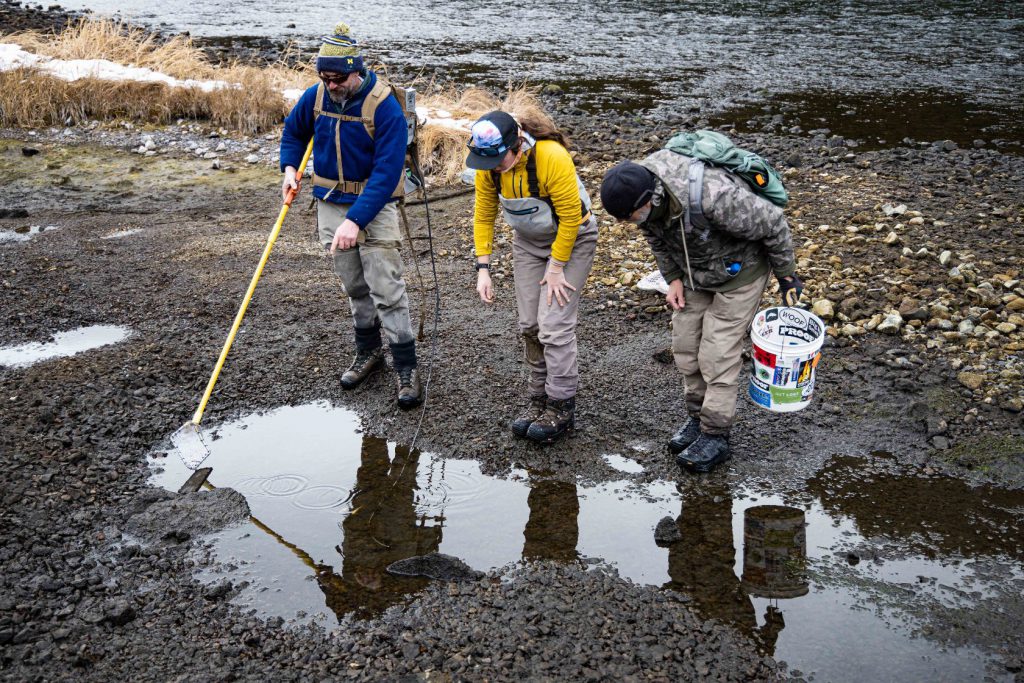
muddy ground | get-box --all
[2,3,1024,679]
[2,113,1022,680]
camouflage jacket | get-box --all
[638,149,796,292]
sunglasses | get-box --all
[467,141,509,158]
[319,73,351,86]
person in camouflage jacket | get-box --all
[600,150,803,473]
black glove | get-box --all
[778,274,803,306]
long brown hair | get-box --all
[516,109,571,151]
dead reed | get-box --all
[1,18,308,133]
[1,19,557,184]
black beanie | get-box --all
[600,161,656,220]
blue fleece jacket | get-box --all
[279,70,406,228]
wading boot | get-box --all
[340,347,384,390]
[676,433,731,473]
[396,366,422,409]
[510,394,548,438]
[526,397,575,444]
[667,416,702,454]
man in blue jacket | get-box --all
[280,22,421,408]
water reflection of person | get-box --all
[317,436,441,620]
[664,483,785,655]
[522,472,580,563]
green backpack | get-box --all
[665,130,788,207]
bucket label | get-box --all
[749,384,772,407]
[779,324,818,343]
[795,353,822,387]
[753,345,777,368]
[770,386,804,404]
[751,376,770,391]
[773,366,789,385]
[796,359,812,385]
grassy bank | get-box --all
[1,18,555,184]
[1,18,308,132]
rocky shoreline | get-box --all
[2,3,1023,681]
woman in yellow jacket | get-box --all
[466,110,597,444]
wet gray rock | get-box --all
[654,516,682,546]
[203,580,234,601]
[124,488,175,516]
[102,600,136,626]
[925,417,948,437]
[124,488,249,543]
[386,553,484,582]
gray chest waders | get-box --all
[491,151,593,245]
[311,80,431,340]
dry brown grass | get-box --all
[0,67,290,132]
[1,19,557,184]
[1,17,311,133]
[414,83,554,184]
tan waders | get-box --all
[671,272,769,470]
[496,163,596,442]
[511,221,597,443]
[318,200,421,407]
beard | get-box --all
[326,77,360,105]
[326,88,349,105]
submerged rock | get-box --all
[386,553,483,582]
[654,516,682,546]
[125,488,249,543]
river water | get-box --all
[57,0,1024,146]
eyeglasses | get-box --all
[319,72,350,87]
[466,141,508,157]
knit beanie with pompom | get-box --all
[317,22,363,74]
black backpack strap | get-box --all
[525,153,541,198]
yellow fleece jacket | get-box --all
[473,139,587,263]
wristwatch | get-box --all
[475,262,491,271]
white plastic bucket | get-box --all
[748,307,825,413]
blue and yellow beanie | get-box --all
[316,23,363,74]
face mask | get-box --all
[629,206,651,224]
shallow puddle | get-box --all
[0,224,58,244]
[100,228,143,240]
[154,403,1023,681]
[0,325,132,367]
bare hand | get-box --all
[330,219,361,253]
[666,278,686,311]
[281,166,299,203]
[540,266,577,307]
[477,269,494,303]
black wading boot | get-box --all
[668,415,702,454]
[396,366,422,409]
[526,397,575,444]
[391,339,421,409]
[510,394,547,438]
[676,433,731,473]
[340,347,384,389]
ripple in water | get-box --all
[259,474,308,497]
[293,485,354,511]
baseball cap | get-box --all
[465,111,520,171]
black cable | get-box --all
[406,150,442,454]
[402,185,474,206]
